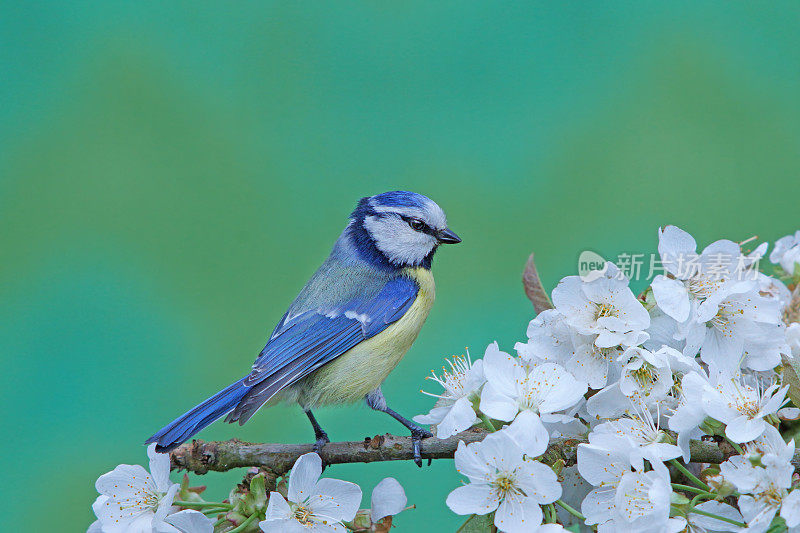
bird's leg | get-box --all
[304,409,330,453]
[365,388,432,467]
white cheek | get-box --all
[364,216,437,265]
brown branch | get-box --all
[170,429,491,476]
[169,430,799,478]
[522,253,554,315]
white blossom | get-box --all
[446,429,561,533]
[651,225,746,324]
[588,400,681,478]
[612,470,681,532]
[745,424,796,464]
[756,272,793,310]
[577,444,631,527]
[643,308,686,354]
[681,285,787,373]
[617,346,675,401]
[515,309,576,365]
[90,444,213,533]
[479,344,587,424]
[414,350,485,438]
[260,453,361,533]
[770,230,800,276]
[552,262,650,349]
[721,451,798,532]
[700,370,788,443]
[668,372,709,461]
[565,337,624,391]
[585,346,690,419]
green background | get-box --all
[3,2,800,530]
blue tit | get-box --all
[146,190,461,466]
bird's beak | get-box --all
[436,227,462,244]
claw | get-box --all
[412,437,423,467]
[313,435,331,472]
[312,434,330,454]
[410,426,432,468]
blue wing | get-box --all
[147,274,418,451]
[224,275,418,423]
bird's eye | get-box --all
[407,218,426,231]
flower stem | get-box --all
[173,500,232,509]
[226,514,257,533]
[200,507,229,516]
[479,413,497,432]
[669,459,711,492]
[544,503,556,523]
[687,492,714,511]
[689,508,745,527]
[555,499,585,521]
[671,483,714,496]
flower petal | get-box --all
[479,382,519,422]
[494,494,543,533]
[691,501,743,531]
[412,404,449,425]
[577,444,628,486]
[502,410,549,457]
[370,477,407,521]
[651,275,690,322]
[445,483,499,516]
[515,461,562,504]
[581,487,616,526]
[483,342,524,396]
[147,443,173,492]
[658,226,697,276]
[265,492,292,521]
[310,478,362,522]
[453,440,491,483]
[528,363,587,414]
[95,464,154,499]
[724,415,766,444]
[163,510,214,533]
[780,489,800,527]
[288,453,323,503]
[436,397,478,439]
[259,518,307,533]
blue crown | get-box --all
[370,191,430,209]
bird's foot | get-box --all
[312,433,330,454]
[409,425,433,468]
[313,433,331,472]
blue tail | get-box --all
[146,378,249,452]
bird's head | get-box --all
[348,191,461,269]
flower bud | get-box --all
[348,509,373,532]
[706,473,735,497]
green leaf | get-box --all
[249,474,267,508]
[456,513,495,533]
[782,356,800,408]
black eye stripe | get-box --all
[400,215,435,235]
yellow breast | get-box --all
[294,267,435,408]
